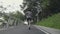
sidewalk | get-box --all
[33,25,60,34]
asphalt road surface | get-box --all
[0,24,45,34]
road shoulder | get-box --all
[33,25,60,34]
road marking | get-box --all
[33,25,51,34]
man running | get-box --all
[24,11,33,30]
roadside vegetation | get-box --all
[36,13,60,29]
[21,0,60,29]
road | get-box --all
[0,24,45,34]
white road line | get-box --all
[33,25,50,34]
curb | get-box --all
[33,25,51,34]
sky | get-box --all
[0,0,24,14]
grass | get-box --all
[36,13,60,29]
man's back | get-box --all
[25,11,33,18]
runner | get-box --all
[24,11,33,30]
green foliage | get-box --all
[21,0,42,22]
[37,13,60,29]
[21,0,60,22]
[9,11,24,21]
[41,0,50,9]
[4,15,9,21]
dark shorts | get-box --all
[27,18,32,21]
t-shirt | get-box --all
[25,11,32,18]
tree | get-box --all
[20,0,60,23]
[9,11,24,21]
[20,0,43,22]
